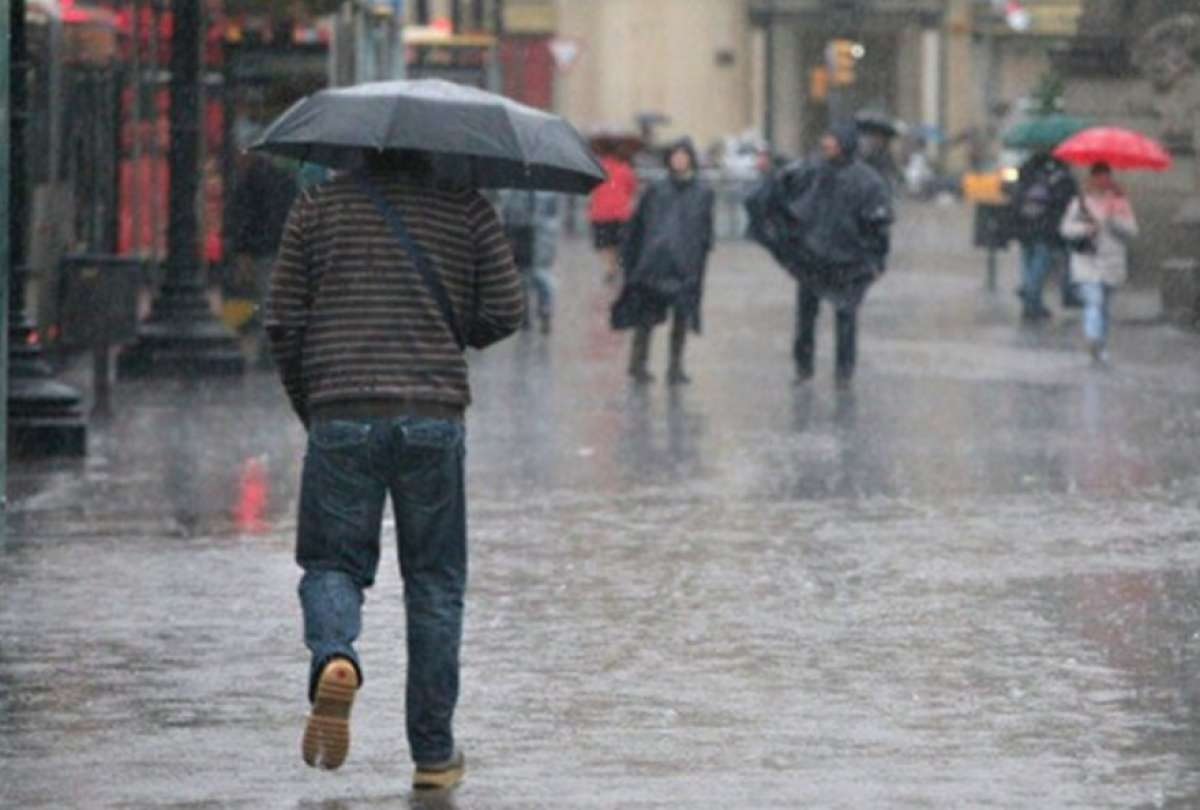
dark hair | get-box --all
[363,148,432,177]
[663,137,699,172]
[1090,161,1112,176]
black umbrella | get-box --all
[854,110,899,139]
[251,79,606,194]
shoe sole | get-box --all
[302,659,358,771]
[413,762,465,792]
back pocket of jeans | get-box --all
[398,421,463,509]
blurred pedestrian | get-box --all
[1059,162,1138,366]
[497,189,561,334]
[855,113,901,192]
[1012,151,1077,320]
[266,148,524,789]
[780,123,892,386]
[611,138,715,385]
[589,149,639,285]
[860,130,900,190]
[229,151,298,365]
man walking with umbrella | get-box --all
[1011,150,1077,321]
[257,79,604,791]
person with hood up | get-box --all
[756,122,892,386]
[611,138,715,385]
[1059,162,1138,366]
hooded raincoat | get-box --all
[746,123,892,305]
[611,139,715,333]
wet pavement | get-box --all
[3,202,1200,809]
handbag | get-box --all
[1065,198,1098,256]
[356,177,466,350]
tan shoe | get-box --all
[301,658,359,770]
[413,750,466,791]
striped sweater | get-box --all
[266,173,524,423]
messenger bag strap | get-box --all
[356,176,466,350]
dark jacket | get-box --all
[612,139,715,333]
[1012,154,1077,245]
[746,125,892,302]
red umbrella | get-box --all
[1052,126,1172,172]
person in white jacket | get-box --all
[1059,163,1139,365]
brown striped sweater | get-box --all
[266,173,524,424]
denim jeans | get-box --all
[1078,281,1112,346]
[794,283,859,379]
[1019,241,1053,314]
[297,415,466,766]
[525,267,555,319]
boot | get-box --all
[667,322,690,385]
[628,328,654,383]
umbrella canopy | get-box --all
[1052,126,1173,171]
[854,110,898,138]
[587,127,644,158]
[251,79,606,194]
[1002,114,1087,150]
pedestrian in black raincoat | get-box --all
[746,122,892,385]
[611,138,715,385]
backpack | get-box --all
[1017,175,1053,223]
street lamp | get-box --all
[7,0,87,456]
[118,0,245,378]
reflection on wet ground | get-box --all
[3,205,1200,808]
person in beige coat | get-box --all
[1059,163,1139,365]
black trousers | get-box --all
[793,284,858,379]
[630,305,688,374]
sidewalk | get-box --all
[4,201,1200,809]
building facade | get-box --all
[552,0,759,151]
[506,1,1084,163]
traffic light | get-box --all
[825,38,864,86]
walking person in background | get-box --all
[786,123,892,387]
[266,148,524,790]
[611,138,714,385]
[229,151,298,365]
[497,189,561,334]
[589,147,639,285]
[1059,162,1138,366]
[1012,151,1077,321]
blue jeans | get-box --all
[525,267,555,318]
[1078,281,1112,346]
[297,416,467,765]
[1020,241,1053,314]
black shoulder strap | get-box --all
[356,177,466,350]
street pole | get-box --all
[391,0,406,79]
[8,0,87,457]
[118,0,244,378]
[488,0,503,94]
[1,0,10,538]
[764,5,775,148]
